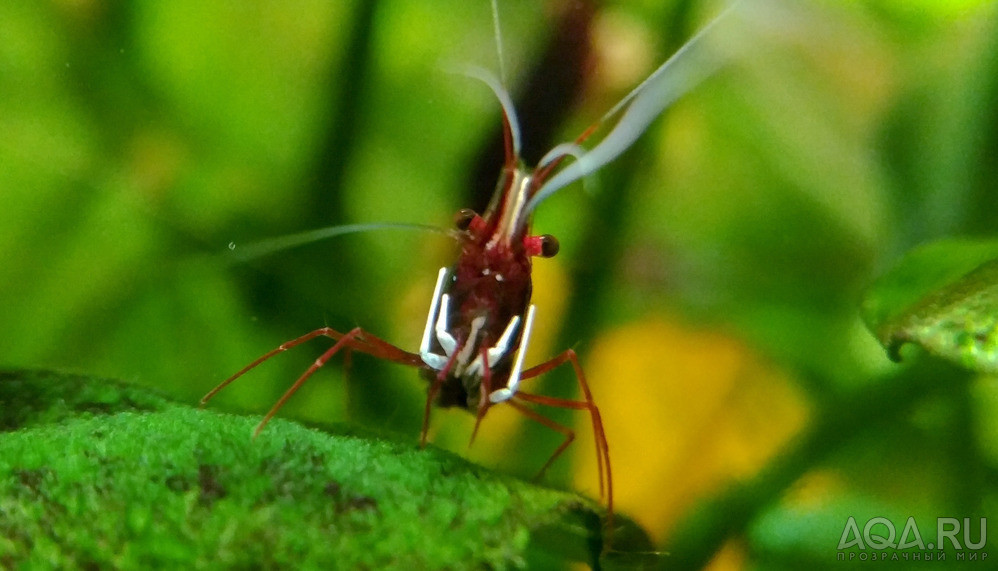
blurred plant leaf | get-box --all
[863,238,998,371]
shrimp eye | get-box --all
[538,235,559,258]
[454,208,478,231]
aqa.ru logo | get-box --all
[837,517,987,562]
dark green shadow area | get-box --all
[0,369,649,569]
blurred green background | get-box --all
[1,0,996,568]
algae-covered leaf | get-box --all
[0,369,178,431]
[862,239,998,372]
[0,369,648,569]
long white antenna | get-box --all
[525,1,742,214]
[453,64,522,158]
[226,222,450,263]
[490,0,507,86]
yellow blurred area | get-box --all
[705,538,748,571]
[574,318,810,544]
[781,469,844,511]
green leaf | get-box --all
[0,369,647,569]
[862,239,998,371]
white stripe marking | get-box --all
[456,316,486,374]
[467,314,520,377]
[420,267,449,370]
[489,304,536,403]
[435,294,457,357]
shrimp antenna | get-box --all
[490,0,507,86]
[225,222,452,264]
[525,1,742,214]
[451,64,522,159]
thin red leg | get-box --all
[421,349,461,447]
[511,349,613,540]
[504,397,578,478]
[201,326,424,436]
[469,346,493,448]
